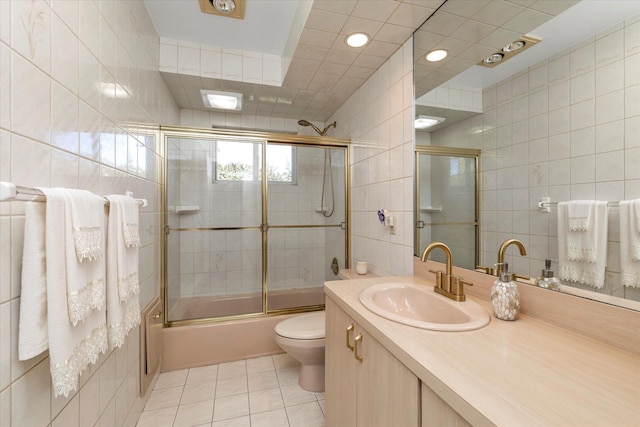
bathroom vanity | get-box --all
[324,273,640,426]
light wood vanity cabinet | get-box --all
[325,298,420,427]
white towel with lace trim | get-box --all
[120,194,140,248]
[18,202,49,360]
[39,188,108,398]
[565,200,604,263]
[63,189,106,325]
[105,195,140,349]
[69,189,104,262]
[567,200,593,232]
[558,201,608,288]
[620,200,640,287]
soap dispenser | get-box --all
[535,259,561,291]
[491,263,520,321]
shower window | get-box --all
[212,141,296,183]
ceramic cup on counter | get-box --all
[356,261,368,275]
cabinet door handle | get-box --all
[345,324,355,351]
[354,333,364,363]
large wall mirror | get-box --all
[414,0,640,308]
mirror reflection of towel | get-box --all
[620,200,640,287]
[558,201,608,288]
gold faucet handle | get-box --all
[428,269,444,287]
[475,265,495,275]
[513,273,530,282]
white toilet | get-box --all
[274,311,325,392]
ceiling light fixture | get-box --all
[199,0,245,20]
[415,115,445,130]
[211,0,235,14]
[346,33,370,48]
[478,35,541,68]
[426,49,448,62]
[201,90,243,111]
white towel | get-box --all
[18,202,49,360]
[558,201,608,288]
[565,201,601,263]
[105,195,140,349]
[121,196,140,248]
[620,200,640,287]
[39,188,108,398]
[63,189,106,325]
[69,189,104,262]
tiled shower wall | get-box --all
[431,15,640,300]
[166,136,346,305]
[328,39,415,276]
[0,1,179,426]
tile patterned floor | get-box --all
[137,354,325,427]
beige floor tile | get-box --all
[272,353,298,370]
[211,415,250,427]
[216,376,248,398]
[173,400,214,427]
[187,365,219,385]
[248,387,284,414]
[217,361,247,380]
[136,406,177,427]
[280,383,317,407]
[213,394,250,421]
[246,356,275,374]
[248,370,279,392]
[250,408,289,427]
[286,401,325,427]
[154,369,189,389]
[275,367,299,386]
[144,386,183,411]
[181,381,217,405]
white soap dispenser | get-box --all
[535,259,561,291]
[491,262,520,321]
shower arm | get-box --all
[298,120,337,136]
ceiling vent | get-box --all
[199,0,245,20]
[478,35,541,68]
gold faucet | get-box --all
[497,239,528,279]
[420,242,473,302]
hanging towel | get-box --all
[565,201,602,263]
[567,200,593,231]
[620,200,640,287]
[120,196,140,248]
[69,189,104,262]
[18,202,49,361]
[105,195,141,349]
[558,201,608,288]
[63,189,106,325]
[39,188,108,398]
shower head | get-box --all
[298,120,337,136]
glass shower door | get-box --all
[266,144,346,312]
[166,136,264,322]
[415,149,479,269]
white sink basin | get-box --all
[359,282,490,332]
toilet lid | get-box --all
[275,311,325,340]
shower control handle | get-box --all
[345,324,355,351]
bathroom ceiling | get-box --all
[144,0,598,122]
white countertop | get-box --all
[324,275,640,427]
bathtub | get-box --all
[162,287,325,371]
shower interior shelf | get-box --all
[420,206,443,212]
[173,205,201,214]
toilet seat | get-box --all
[275,311,325,340]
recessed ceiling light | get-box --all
[346,33,370,48]
[483,53,504,65]
[426,49,447,62]
[503,40,525,53]
[201,90,243,111]
[211,0,235,14]
[415,115,445,129]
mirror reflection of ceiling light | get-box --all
[201,90,243,111]
[479,35,541,68]
[346,33,370,48]
[426,49,448,62]
[97,82,129,99]
[415,115,445,129]
[211,0,235,14]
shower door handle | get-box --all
[416,220,425,229]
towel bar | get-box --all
[538,197,619,212]
[0,181,148,207]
